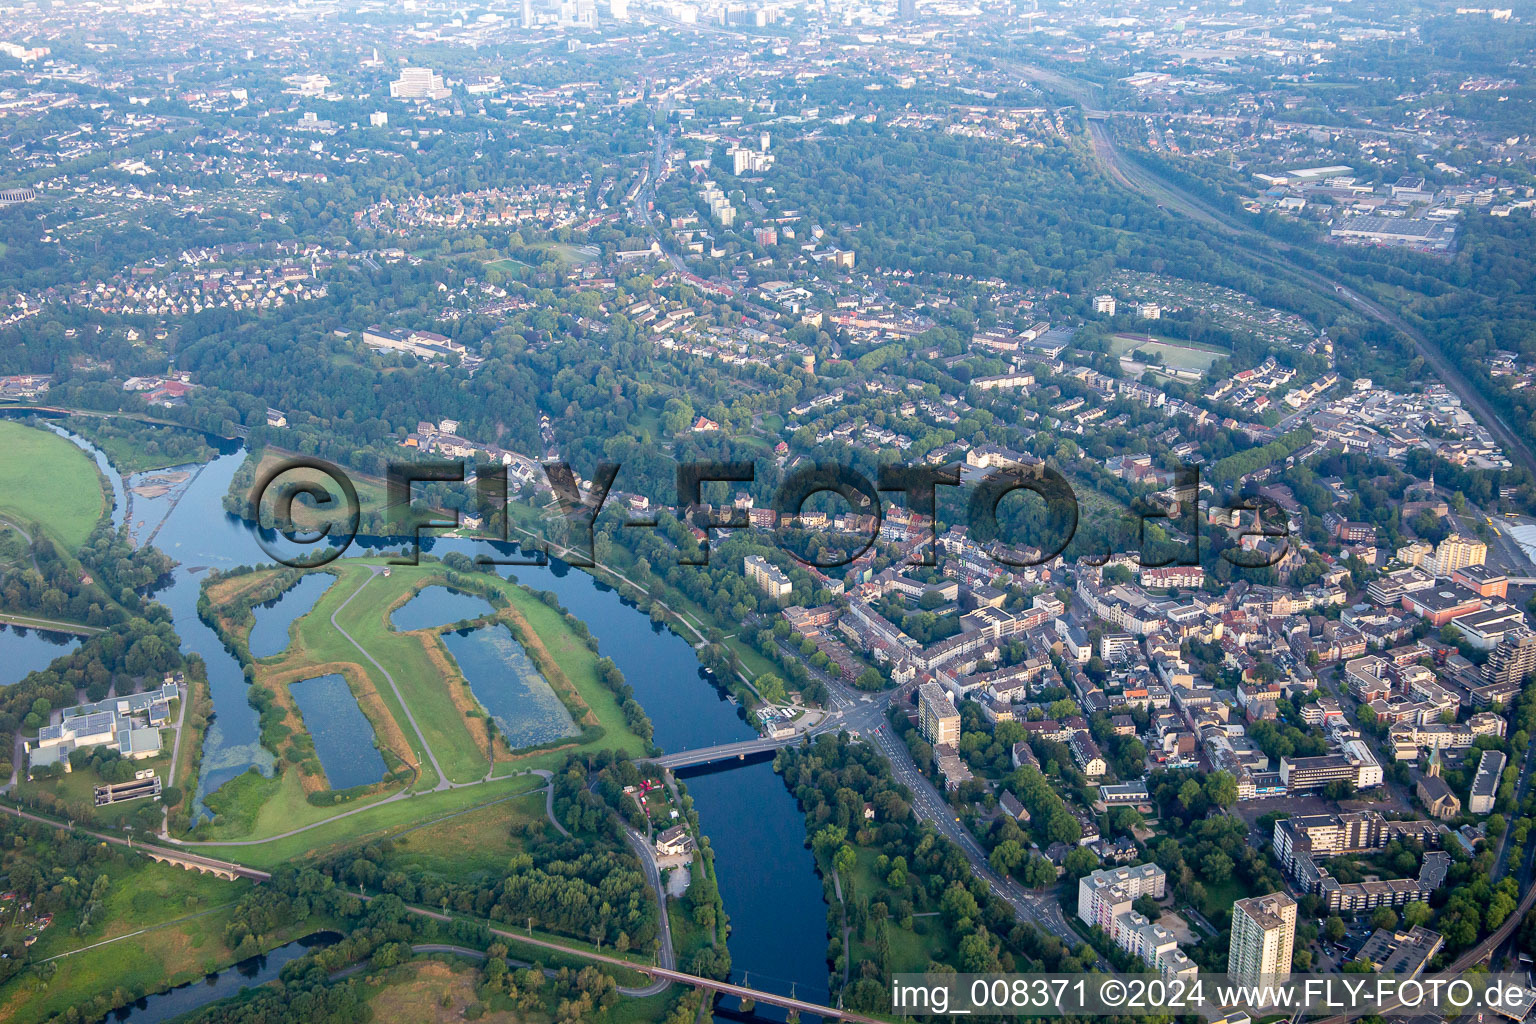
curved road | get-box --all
[536,768,569,838]
[0,516,41,574]
[620,825,677,996]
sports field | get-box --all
[0,420,107,549]
[1107,332,1226,373]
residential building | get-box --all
[655,824,695,857]
[1077,865,1194,979]
[1469,749,1506,815]
[917,682,960,747]
[1484,628,1536,687]
[743,554,792,598]
[1228,893,1296,989]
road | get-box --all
[1008,59,1536,481]
[0,515,41,573]
[865,716,1086,954]
[1492,711,1536,885]
[0,611,105,635]
[537,768,569,837]
[797,665,1098,962]
[645,727,839,769]
[630,109,689,274]
[621,825,677,996]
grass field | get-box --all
[0,857,269,1024]
[1107,332,1226,373]
[363,959,496,1024]
[535,241,599,265]
[361,955,674,1024]
[382,790,546,881]
[198,764,397,842]
[195,774,544,869]
[0,420,106,550]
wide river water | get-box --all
[4,436,828,1019]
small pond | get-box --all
[0,624,80,686]
[389,584,495,631]
[288,673,387,790]
[247,572,333,659]
[441,623,579,750]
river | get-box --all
[2,437,829,1020]
[113,932,339,1023]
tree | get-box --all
[1325,915,1347,942]
[1370,906,1398,931]
[1204,771,1238,809]
[756,673,786,703]
[958,928,1000,973]
[855,668,885,691]
[989,839,1025,876]
[1063,846,1099,879]
[1402,900,1434,929]
[940,882,980,929]
[1202,850,1234,884]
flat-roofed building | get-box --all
[1229,892,1296,989]
[743,554,792,598]
[1484,628,1536,687]
[1355,926,1442,977]
[917,681,960,747]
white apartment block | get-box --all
[1229,892,1296,988]
[1077,864,1194,979]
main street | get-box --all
[804,670,1103,966]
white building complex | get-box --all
[25,682,178,775]
[1078,864,1196,979]
[390,67,450,100]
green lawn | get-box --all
[310,563,487,784]
[382,790,546,881]
[1107,332,1226,373]
[0,855,291,1024]
[197,764,397,842]
[195,774,545,869]
[0,420,107,550]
